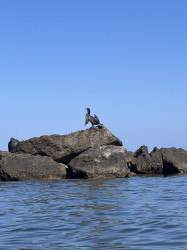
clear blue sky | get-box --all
[1,0,187,152]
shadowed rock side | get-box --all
[9,126,122,164]
[160,147,187,174]
[0,151,67,181]
[67,145,130,179]
[128,146,163,175]
[128,146,187,175]
[8,137,19,152]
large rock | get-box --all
[128,146,163,175]
[128,146,187,175]
[67,145,130,179]
[160,147,187,174]
[9,126,122,164]
[0,151,67,181]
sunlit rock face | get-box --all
[67,145,130,179]
[0,151,67,181]
[9,126,122,164]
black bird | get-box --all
[85,108,100,127]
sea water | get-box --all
[0,175,187,249]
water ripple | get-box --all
[0,176,187,249]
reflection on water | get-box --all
[0,176,187,249]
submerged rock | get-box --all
[67,145,130,179]
[9,126,122,164]
[0,151,67,181]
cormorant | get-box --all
[85,108,100,127]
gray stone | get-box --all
[127,146,187,175]
[9,126,122,164]
[67,145,130,179]
[160,147,187,174]
[128,146,163,175]
[0,151,67,181]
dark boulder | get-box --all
[128,146,187,175]
[0,151,67,181]
[67,145,130,179]
[128,146,163,175]
[160,147,187,174]
[8,137,19,152]
[9,126,122,164]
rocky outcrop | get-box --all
[3,126,187,181]
[128,146,163,175]
[0,151,67,181]
[67,145,130,179]
[9,126,122,164]
[160,148,187,174]
[128,146,187,175]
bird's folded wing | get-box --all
[85,115,89,125]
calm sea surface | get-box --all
[0,175,187,250]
